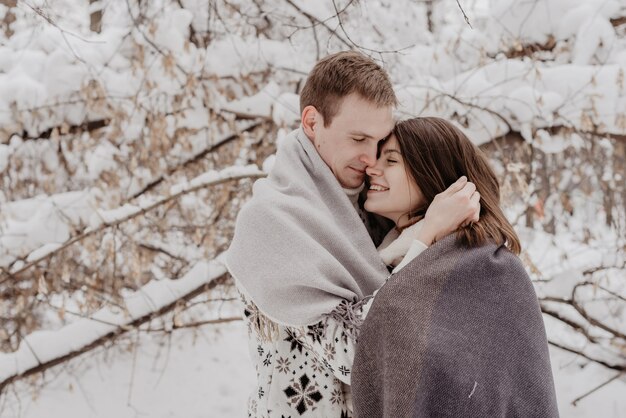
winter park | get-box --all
[0,0,625,417]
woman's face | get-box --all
[364,135,426,227]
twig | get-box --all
[571,282,626,340]
[125,0,189,77]
[22,2,105,44]
[548,340,626,372]
[456,0,472,29]
[13,119,109,143]
[126,329,140,406]
[283,0,352,49]
[15,329,43,368]
[330,0,414,54]
[540,305,599,344]
[153,326,173,388]
[405,87,513,134]
[43,300,126,328]
[571,372,624,406]
[138,242,187,262]
[147,316,242,332]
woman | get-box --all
[353,117,559,417]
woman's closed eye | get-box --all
[387,159,398,164]
[352,137,366,142]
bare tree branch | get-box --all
[127,120,264,200]
[571,372,624,406]
[0,270,233,395]
[571,282,626,341]
[329,0,414,54]
[548,340,626,372]
[0,169,266,285]
[146,316,242,332]
[455,0,472,29]
[540,304,599,344]
[16,119,109,142]
[283,0,352,49]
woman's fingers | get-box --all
[443,176,468,195]
[460,181,476,198]
[469,191,480,222]
[461,191,481,226]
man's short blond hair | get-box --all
[300,51,397,127]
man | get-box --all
[226,51,478,417]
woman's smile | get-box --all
[368,183,389,192]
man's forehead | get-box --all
[340,117,393,136]
[333,96,392,118]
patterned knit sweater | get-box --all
[239,187,427,417]
[239,291,373,417]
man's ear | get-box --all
[301,105,320,140]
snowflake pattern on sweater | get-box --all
[237,198,428,417]
[239,291,374,418]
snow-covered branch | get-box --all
[1,165,265,283]
[0,257,232,394]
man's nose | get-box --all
[359,143,378,167]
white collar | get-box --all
[342,183,365,206]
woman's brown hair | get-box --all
[393,117,521,254]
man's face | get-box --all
[310,94,394,189]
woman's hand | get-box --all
[415,176,480,245]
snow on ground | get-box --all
[550,347,626,418]
[1,320,625,417]
[0,322,255,418]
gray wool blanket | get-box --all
[352,235,559,418]
[225,128,389,327]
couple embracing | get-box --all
[226,51,559,418]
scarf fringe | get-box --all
[322,297,371,341]
[241,292,280,343]
[255,314,280,343]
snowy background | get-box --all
[0,0,624,417]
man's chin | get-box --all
[338,173,364,189]
[340,180,364,189]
